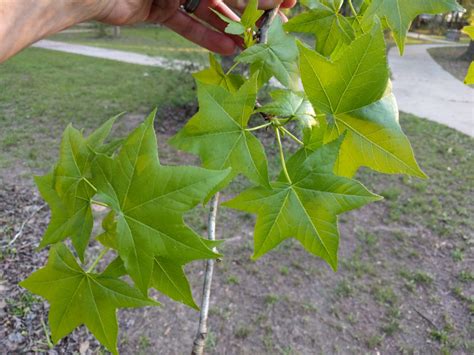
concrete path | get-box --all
[32,40,201,71]
[388,44,474,137]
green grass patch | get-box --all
[0,47,194,175]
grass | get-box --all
[428,46,472,83]
[0,47,195,177]
[49,25,209,65]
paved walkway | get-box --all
[32,40,201,71]
[33,39,473,136]
[388,44,473,137]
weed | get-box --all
[279,266,289,276]
[430,329,449,345]
[380,187,401,201]
[400,269,433,286]
[334,280,353,298]
[373,285,398,306]
[235,325,251,339]
[458,270,474,283]
[264,294,279,305]
[451,249,464,262]
[226,275,240,285]
[366,333,384,348]
[205,331,217,350]
[138,335,150,353]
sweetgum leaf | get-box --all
[241,0,264,29]
[20,243,157,355]
[237,17,299,89]
[37,116,117,260]
[170,75,270,187]
[193,54,244,93]
[285,0,355,57]
[256,89,320,146]
[224,139,380,270]
[99,255,198,309]
[92,111,229,294]
[362,0,462,54]
[298,22,425,178]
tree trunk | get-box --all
[113,26,121,38]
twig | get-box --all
[258,7,280,44]
[191,192,220,355]
[412,307,439,330]
[8,204,47,246]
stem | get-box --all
[348,0,358,17]
[279,126,304,146]
[192,193,220,355]
[82,177,97,192]
[225,62,239,75]
[87,248,109,273]
[246,122,272,132]
[91,200,109,208]
[275,127,292,184]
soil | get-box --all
[1,109,473,354]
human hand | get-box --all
[93,0,296,55]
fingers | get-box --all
[224,0,295,11]
[162,10,237,55]
[193,0,240,33]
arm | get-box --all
[0,0,104,62]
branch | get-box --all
[8,203,47,246]
[191,192,220,355]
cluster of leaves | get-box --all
[21,0,462,353]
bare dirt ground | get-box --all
[1,108,473,354]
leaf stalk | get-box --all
[275,127,292,184]
[86,247,109,273]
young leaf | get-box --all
[362,0,463,54]
[236,17,299,90]
[298,23,425,177]
[256,89,320,146]
[210,8,245,35]
[241,0,264,29]
[92,112,230,294]
[20,243,157,355]
[224,139,380,270]
[285,0,355,57]
[170,75,270,187]
[193,54,244,93]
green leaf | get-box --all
[20,243,157,355]
[92,111,229,294]
[224,139,380,270]
[193,54,244,93]
[36,116,118,260]
[298,23,425,178]
[328,94,427,178]
[237,17,299,90]
[99,255,198,309]
[170,75,270,187]
[256,89,321,147]
[210,8,245,35]
[241,0,264,29]
[362,0,462,54]
[285,0,355,57]
[35,172,93,263]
